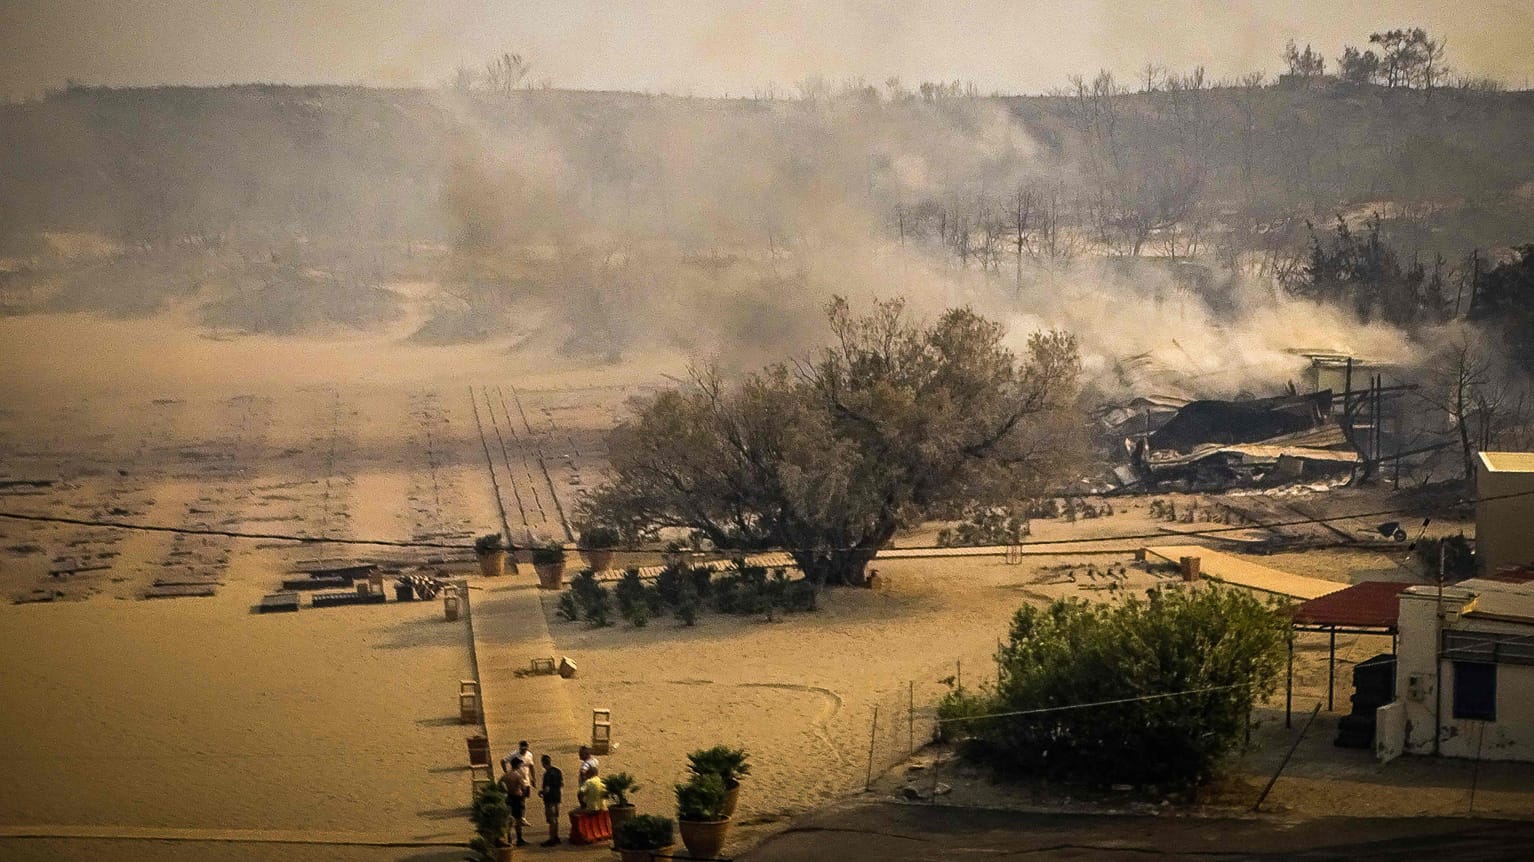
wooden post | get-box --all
[865,705,879,790]
[908,681,915,754]
[1286,631,1294,728]
[1254,702,1322,812]
[1328,627,1336,712]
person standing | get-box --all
[577,767,607,812]
[500,756,531,847]
[514,749,534,828]
[538,754,563,846]
[578,745,600,783]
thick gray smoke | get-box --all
[436,91,1411,396]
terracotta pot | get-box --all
[722,781,741,818]
[580,548,615,572]
[478,550,507,577]
[494,842,514,862]
[679,818,731,859]
[535,561,565,590]
[608,803,636,839]
[617,845,672,862]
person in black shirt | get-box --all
[538,754,564,846]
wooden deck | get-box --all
[1141,545,1344,601]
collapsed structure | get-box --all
[1103,354,1423,491]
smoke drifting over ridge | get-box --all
[438,92,1411,396]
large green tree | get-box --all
[579,297,1082,586]
[939,585,1288,788]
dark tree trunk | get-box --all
[791,546,881,587]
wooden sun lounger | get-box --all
[259,592,301,613]
[144,584,218,599]
[280,575,352,591]
[310,591,388,608]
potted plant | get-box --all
[604,771,641,835]
[687,745,751,817]
[475,533,508,578]
[393,577,415,601]
[613,813,674,862]
[469,779,514,862]
[675,772,730,859]
[532,543,567,590]
[578,524,620,572]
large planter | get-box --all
[493,842,514,862]
[580,548,615,572]
[617,845,672,862]
[678,819,731,859]
[477,549,507,578]
[535,561,565,590]
[608,803,636,840]
[721,781,742,818]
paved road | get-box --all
[741,800,1534,861]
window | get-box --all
[1452,661,1497,721]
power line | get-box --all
[2,487,1530,556]
[0,511,465,550]
[933,682,1252,724]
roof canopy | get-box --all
[1291,581,1412,631]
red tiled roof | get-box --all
[1291,580,1412,630]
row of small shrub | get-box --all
[556,560,818,628]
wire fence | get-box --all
[862,655,996,789]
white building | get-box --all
[1378,577,1534,762]
[1476,452,1534,576]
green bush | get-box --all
[687,745,751,787]
[474,533,505,553]
[580,524,621,549]
[938,585,1287,789]
[531,543,566,566]
[555,592,580,622]
[614,813,673,851]
[1415,533,1475,581]
[616,568,649,626]
[568,570,612,627]
[604,772,640,806]
[469,780,511,853]
[675,773,727,821]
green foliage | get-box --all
[614,814,674,851]
[555,591,580,622]
[604,771,640,806]
[1297,214,1448,327]
[939,586,1287,789]
[674,581,700,626]
[616,568,650,627]
[675,772,728,821]
[577,298,1082,586]
[474,533,505,553]
[1470,245,1534,375]
[531,543,566,566]
[567,570,613,627]
[579,524,621,549]
[687,745,751,787]
[1415,532,1476,581]
[469,780,511,849]
[937,506,1031,547]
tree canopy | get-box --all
[939,585,1288,788]
[578,297,1083,585]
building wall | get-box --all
[1390,587,1534,762]
[1476,460,1534,574]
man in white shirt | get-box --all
[578,745,599,783]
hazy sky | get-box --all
[4,1,1532,98]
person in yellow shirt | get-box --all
[577,769,607,812]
